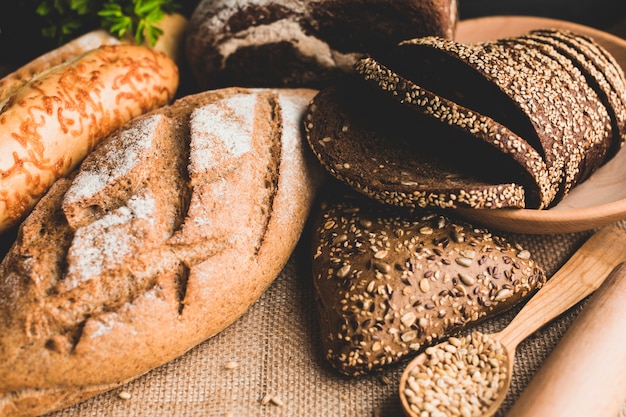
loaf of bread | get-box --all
[0,87,324,417]
[304,78,547,210]
[349,29,626,209]
[0,42,179,233]
[184,0,458,89]
[311,185,546,376]
[0,30,121,102]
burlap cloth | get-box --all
[41,216,623,417]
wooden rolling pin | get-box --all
[506,262,626,417]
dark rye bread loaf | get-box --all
[386,34,612,202]
[0,87,325,417]
[524,29,626,159]
[305,77,550,209]
[311,187,546,376]
[352,30,626,209]
[184,0,458,89]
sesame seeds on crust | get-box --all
[304,80,534,210]
[385,34,615,206]
[311,195,545,376]
[354,57,553,209]
[318,29,625,211]
[499,35,612,199]
[528,29,626,157]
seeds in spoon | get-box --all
[403,331,508,417]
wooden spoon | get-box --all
[399,225,626,417]
[506,261,626,417]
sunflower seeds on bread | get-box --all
[311,186,546,376]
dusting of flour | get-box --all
[189,95,255,173]
[64,114,161,203]
[63,191,156,290]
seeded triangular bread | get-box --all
[310,185,546,376]
[305,78,550,210]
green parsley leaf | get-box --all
[28,0,182,46]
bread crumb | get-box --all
[269,395,284,406]
[260,394,272,406]
[118,391,132,400]
[260,393,283,406]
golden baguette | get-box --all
[0,43,179,233]
[0,30,121,103]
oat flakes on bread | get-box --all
[354,29,626,208]
[304,78,548,210]
[0,87,325,417]
[0,42,179,233]
[311,185,546,376]
[184,0,458,89]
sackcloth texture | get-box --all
[42,218,623,417]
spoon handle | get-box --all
[506,262,626,417]
[497,225,626,349]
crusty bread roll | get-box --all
[0,87,324,417]
[0,43,179,233]
[185,0,458,89]
[310,185,546,376]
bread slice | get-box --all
[494,35,613,200]
[0,87,325,417]
[351,30,625,208]
[310,184,546,376]
[526,29,626,159]
[305,74,551,210]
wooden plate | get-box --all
[450,16,626,234]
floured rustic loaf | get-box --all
[348,29,626,209]
[184,0,458,89]
[311,184,546,376]
[0,87,325,417]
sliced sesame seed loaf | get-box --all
[380,36,570,199]
[311,185,546,376]
[352,58,554,209]
[363,32,619,207]
[527,29,626,158]
[497,35,613,200]
[304,78,549,210]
